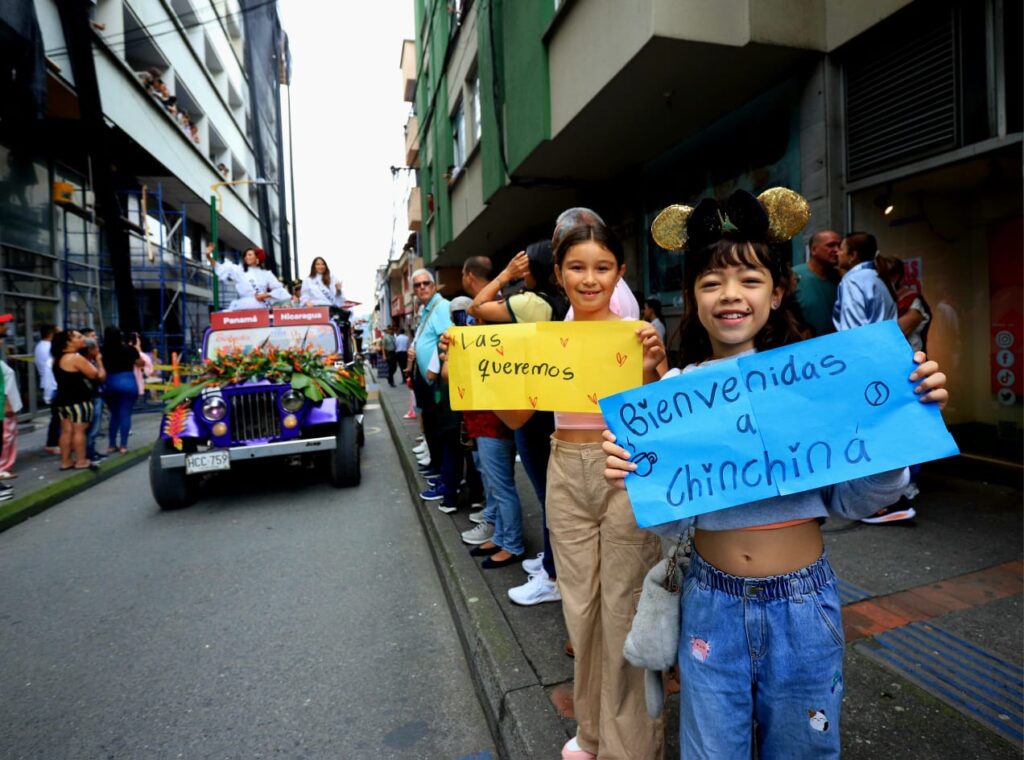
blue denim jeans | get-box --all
[514,412,556,577]
[678,551,844,759]
[103,371,137,450]
[476,436,524,555]
[86,396,103,459]
[472,450,498,525]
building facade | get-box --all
[0,0,293,412]
[405,0,1022,463]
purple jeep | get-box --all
[149,308,365,510]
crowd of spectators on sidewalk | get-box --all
[388,194,949,759]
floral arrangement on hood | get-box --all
[161,345,366,413]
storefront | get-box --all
[848,144,1023,460]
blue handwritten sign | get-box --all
[599,322,959,528]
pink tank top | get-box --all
[553,411,606,430]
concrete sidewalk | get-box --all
[0,402,163,533]
[374,372,1022,759]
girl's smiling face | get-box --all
[695,252,783,358]
[314,258,327,274]
[243,249,260,267]
[555,240,624,320]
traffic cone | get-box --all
[402,389,417,419]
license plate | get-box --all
[185,450,231,475]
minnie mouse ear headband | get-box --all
[650,188,811,252]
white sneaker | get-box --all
[522,552,545,575]
[861,505,916,524]
[468,509,487,524]
[461,522,495,545]
[413,441,427,455]
[416,453,431,466]
[508,573,561,606]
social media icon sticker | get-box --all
[997,369,1015,387]
[995,330,1014,350]
[996,350,1015,368]
[997,388,1016,406]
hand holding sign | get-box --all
[599,322,957,528]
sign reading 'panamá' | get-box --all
[599,322,959,528]
[447,321,643,413]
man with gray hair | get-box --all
[408,268,451,485]
[552,207,605,247]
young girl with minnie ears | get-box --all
[603,189,949,759]
[496,220,668,760]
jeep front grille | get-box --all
[229,391,281,441]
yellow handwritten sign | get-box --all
[448,321,644,412]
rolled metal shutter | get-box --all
[844,7,958,180]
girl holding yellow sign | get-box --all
[496,220,668,760]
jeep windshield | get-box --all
[205,324,340,358]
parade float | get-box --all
[149,307,367,510]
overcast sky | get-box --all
[278,1,415,315]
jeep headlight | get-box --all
[201,396,228,421]
[280,389,305,413]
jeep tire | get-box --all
[149,439,199,510]
[329,414,361,487]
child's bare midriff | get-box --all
[553,429,606,444]
[695,520,824,577]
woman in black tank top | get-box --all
[51,330,106,470]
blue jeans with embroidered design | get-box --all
[475,436,523,555]
[678,550,844,759]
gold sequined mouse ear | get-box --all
[758,188,811,243]
[650,204,693,252]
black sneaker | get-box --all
[0,482,12,492]
[0,490,13,501]
[437,501,457,514]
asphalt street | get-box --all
[0,401,494,760]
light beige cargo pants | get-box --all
[547,438,664,759]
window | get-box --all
[468,69,481,144]
[451,98,466,170]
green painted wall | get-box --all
[476,0,553,200]
[502,1,553,171]
[414,0,554,254]
[414,0,455,262]
[477,0,505,200]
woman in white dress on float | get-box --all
[299,257,345,309]
[205,244,290,311]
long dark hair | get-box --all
[309,256,331,286]
[678,234,804,366]
[241,247,262,272]
[523,240,560,299]
[103,326,125,353]
[51,330,80,360]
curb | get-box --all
[378,388,567,760]
[0,444,154,533]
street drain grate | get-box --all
[855,621,1024,744]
